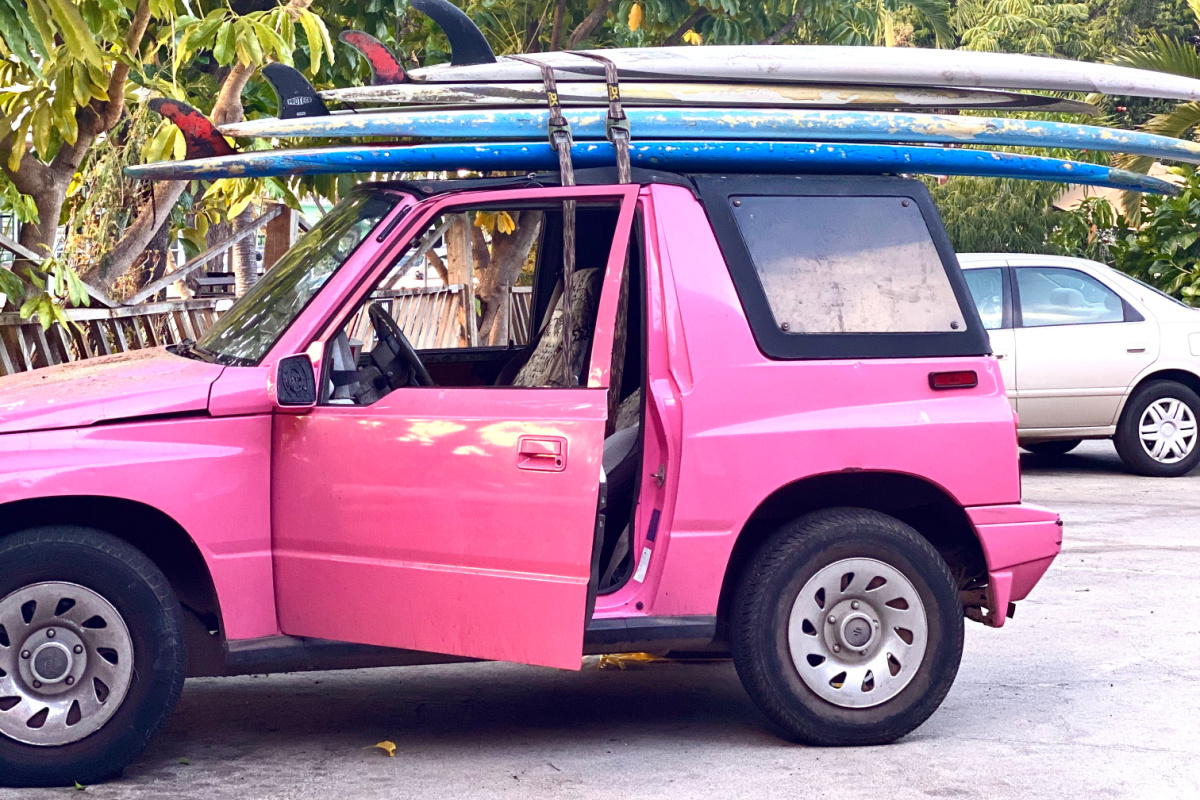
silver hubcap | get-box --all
[0,582,134,746]
[1139,398,1198,464]
[788,558,928,709]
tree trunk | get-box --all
[550,0,568,51]
[477,212,542,345]
[230,206,258,297]
[567,0,614,49]
[86,180,187,295]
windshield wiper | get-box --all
[172,340,217,363]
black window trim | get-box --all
[693,175,991,361]
[1011,264,1145,329]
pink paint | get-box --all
[0,178,1061,672]
[0,348,223,434]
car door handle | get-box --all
[1127,346,1147,354]
[517,436,566,472]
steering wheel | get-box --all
[367,302,434,388]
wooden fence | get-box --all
[0,300,220,376]
[1,288,533,377]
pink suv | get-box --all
[0,171,1061,786]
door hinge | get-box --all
[652,464,666,488]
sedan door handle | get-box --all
[1127,346,1147,354]
[517,436,566,472]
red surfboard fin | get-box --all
[147,98,237,160]
[339,31,407,85]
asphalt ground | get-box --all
[5,440,1198,799]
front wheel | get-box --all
[0,527,187,787]
[1114,381,1200,477]
[731,508,963,746]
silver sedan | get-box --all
[959,253,1200,477]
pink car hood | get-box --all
[0,348,224,435]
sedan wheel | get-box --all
[1138,398,1197,465]
[1115,380,1200,477]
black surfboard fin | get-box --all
[411,0,496,66]
[262,63,330,120]
[147,98,237,160]
[339,30,407,85]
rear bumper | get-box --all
[966,503,1063,628]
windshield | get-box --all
[195,189,401,365]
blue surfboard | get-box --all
[219,107,1200,168]
[124,139,1178,194]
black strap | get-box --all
[574,53,631,184]
[511,55,577,386]
[329,370,361,388]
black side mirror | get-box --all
[274,353,317,409]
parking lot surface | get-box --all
[4,441,1197,799]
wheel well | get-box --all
[0,496,224,675]
[1126,369,1200,416]
[716,472,986,632]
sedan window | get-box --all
[963,267,1005,330]
[1016,267,1124,327]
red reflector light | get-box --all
[929,370,978,390]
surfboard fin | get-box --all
[262,63,331,120]
[146,98,237,160]
[339,31,407,85]
[411,0,496,66]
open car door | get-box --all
[271,184,639,669]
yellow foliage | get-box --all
[682,29,703,45]
[628,3,643,31]
[374,741,397,757]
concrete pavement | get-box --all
[5,441,1198,799]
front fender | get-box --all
[0,415,276,640]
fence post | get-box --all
[262,203,298,272]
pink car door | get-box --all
[272,185,639,670]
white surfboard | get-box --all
[391,45,1200,102]
[321,80,1094,114]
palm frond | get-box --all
[1112,33,1200,80]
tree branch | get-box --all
[84,180,188,294]
[759,5,805,45]
[567,0,614,49]
[663,8,708,46]
[95,0,152,133]
[550,0,568,51]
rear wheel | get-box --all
[1022,439,1082,457]
[0,527,186,787]
[1114,381,1200,477]
[731,508,963,746]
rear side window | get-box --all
[731,196,965,334]
[963,268,1005,330]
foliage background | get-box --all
[2,0,1200,316]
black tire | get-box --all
[0,527,186,787]
[731,508,963,746]
[1022,439,1082,457]
[1114,380,1200,477]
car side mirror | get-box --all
[272,353,317,411]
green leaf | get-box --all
[25,0,57,57]
[0,267,25,301]
[234,21,263,66]
[44,0,105,68]
[31,102,51,157]
[298,10,332,76]
[213,20,236,65]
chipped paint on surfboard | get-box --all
[218,107,1200,167]
[394,45,1200,103]
[319,81,1095,114]
[124,139,1179,195]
